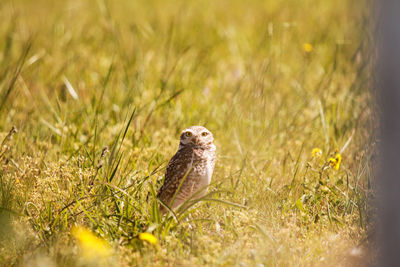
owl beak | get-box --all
[193,137,201,145]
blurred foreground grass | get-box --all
[0,0,373,266]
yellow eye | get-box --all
[201,132,208,137]
[185,132,192,137]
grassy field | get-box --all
[0,0,374,266]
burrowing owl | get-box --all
[157,126,216,214]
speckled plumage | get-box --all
[157,126,216,214]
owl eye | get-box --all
[201,132,208,137]
[185,132,192,137]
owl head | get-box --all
[179,126,214,148]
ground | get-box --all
[0,0,373,266]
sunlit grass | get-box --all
[0,0,373,266]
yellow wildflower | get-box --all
[312,148,322,157]
[328,153,342,170]
[303,43,313,53]
[72,226,112,260]
[139,232,158,245]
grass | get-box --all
[0,0,374,266]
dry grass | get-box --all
[0,0,374,266]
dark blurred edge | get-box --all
[376,0,400,266]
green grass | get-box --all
[0,0,373,266]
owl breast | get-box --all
[191,145,216,196]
